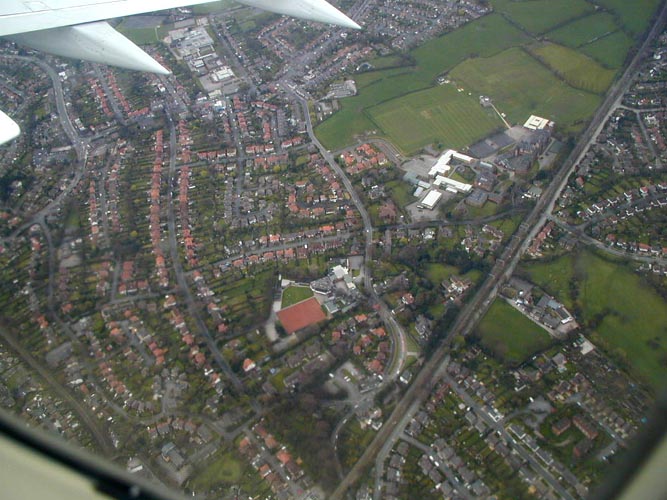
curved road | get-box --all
[294,94,409,380]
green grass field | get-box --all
[529,42,616,94]
[315,14,527,150]
[523,251,667,390]
[189,450,243,491]
[366,55,410,71]
[281,285,314,308]
[385,179,415,208]
[425,263,459,285]
[523,254,576,310]
[580,31,636,69]
[477,299,555,366]
[546,12,619,48]
[449,47,601,132]
[192,0,235,14]
[594,0,661,35]
[490,0,595,35]
[367,84,504,153]
[116,19,171,45]
[116,27,168,45]
[410,14,529,80]
[316,0,660,152]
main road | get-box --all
[330,2,667,497]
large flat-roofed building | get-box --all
[433,176,473,193]
[418,190,443,210]
[428,149,475,177]
[524,115,554,131]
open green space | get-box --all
[368,84,504,154]
[218,269,275,331]
[281,285,314,308]
[337,420,377,471]
[546,12,619,49]
[385,179,414,208]
[192,0,235,14]
[529,42,616,94]
[316,0,656,153]
[314,14,528,151]
[488,214,524,238]
[522,251,667,390]
[449,47,601,133]
[490,0,595,35]
[425,263,459,285]
[594,0,661,35]
[522,254,576,310]
[188,450,243,491]
[464,200,505,219]
[367,55,410,71]
[580,31,636,69]
[116,19,171,45]
[476,298,555,366]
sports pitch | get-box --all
[449,47,601,133]
[315,0,661,153]
[314,14,527,151]
[367,84,504,154]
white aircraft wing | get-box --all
[0,109,21,144]
[0,0,359,144]
[0,0,360,36]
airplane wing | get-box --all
[0,0,360,144]
[0,109,21,144]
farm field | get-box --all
[449,47,601,133]
[367,84,504,154]
[476,299,555,366]
[545,12,619,49]
[594,0,661,35]
[580,31,636,69]
[316,0,660,152]
[490,0,594,35]
[529,42,616,94]
[314,14,527,150]
[522,251,667,390]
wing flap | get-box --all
[9,21,169,74]
[0,0,359,36]
[238,0,360,29]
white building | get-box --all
[428,149,475,177]
[418,190,443,210]
[524,115,554,131]
[433,176,472,193]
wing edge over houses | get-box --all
[0,0,359,144]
